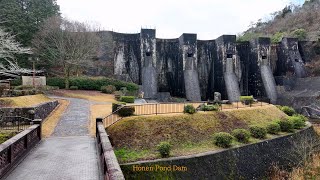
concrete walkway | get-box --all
[5,97,102,180]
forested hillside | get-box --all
[238,0,320,42]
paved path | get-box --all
[5,97,102,180]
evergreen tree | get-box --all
[0,0,60,67]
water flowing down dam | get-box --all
[142,56,158,99]
[294,61,306,78]
[261,64,277,104]
[224,58,240,102]
[184,56,201,101]
[184,70,201,101]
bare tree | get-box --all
[0,28,32,73]
[32,16,100,89]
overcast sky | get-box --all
[56,0,304,40]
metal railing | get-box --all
[0,116,33,132]
[0,119,42,179]
[102,99,271,128]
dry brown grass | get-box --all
[108,105,287,152]
[53,90,116,103]
[0,94,53,107]
[42,99,70,138]
[89,104,112,136]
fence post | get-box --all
[237,101,238,109]
[96,118,103,137]
[32,119,42,140]
[156,104,158,115]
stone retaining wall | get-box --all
[120,123,319,179]
[0,100,59,121]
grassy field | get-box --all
[108,105,288,163]
[0,94,53,107]
[52,90,116,103]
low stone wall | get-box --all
[0,100,59,121]
[120,123,319,179]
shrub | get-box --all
[184,105,196,114]
[10,78,22,86]
[288,116,306,129]
[201,104,219,111]
[157,141,172,158]
[113,91,123,100]
[277,119,294,132]
[120,96,135,103]
[14,85,34,90]
[281,106,296,116]
[249,126,267,139]
[117,106,135,117]
[240,96,254,105]
[46,76,139,92]
[213,132,233,148]
[266,123,281,134]
[101,85,116,94]
[112,102,126,112]
[69,86,78,90]
[120,87,128,96]
[12,90,23,96]
[232,129,250,143]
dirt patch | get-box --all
[90,104,112,136]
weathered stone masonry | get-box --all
[93,29,312,102]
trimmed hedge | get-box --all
[117,106,135,117]
[212,132,233,148]
[120,96,135,103]
[240,96,254,104]
[201,104,219,111]
[47,76,139,92]
[249,126,267,139]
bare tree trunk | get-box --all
[64,65,70,89]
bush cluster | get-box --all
[113,91,123,100]
[47,76,139,92]
[266,123,281,134]
[120,96,135,103]
[277,119,294,132]
[117,106,135,117]
[240,96,254,104]
[101,85,116,94]
[184,105,196,114]
[288,115,306,129]
[280,106,296,116]
[201,104,219,111]
[249,126,267,139]
[231,129,250,143]
[69,86,78,90]
[157,141,172,158]
[112,102,126,112]
[212,132,234,148]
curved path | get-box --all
[5,97,102,180]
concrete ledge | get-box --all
[96,121,125,180]
[120,122,320,179]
